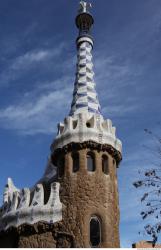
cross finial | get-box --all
[79,1,92,14]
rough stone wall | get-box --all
[18,232,56,248]
[56,145,120,248]
[0,223,74,248]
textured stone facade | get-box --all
[52,142,121,248]
[0,222,74,248]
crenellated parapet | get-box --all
[0,178,62,232]
[51,113,122,154]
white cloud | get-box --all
[11,43,65,70]
[94,54,142,117]
[95,56,133,82]
[0,82,72,135]
[11,50,51,70]
[0,47,141,134]
[0,43,66,87]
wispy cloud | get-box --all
[0,43,66,87]
[0,47,142,134]
[94,54,142,117]
[11,50,52,70]
[0,80,72,135]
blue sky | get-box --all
[0,0,161,247]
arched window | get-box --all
[102,155,109,175]
[87,152,95,172]
[72,152,79,173]
[90,216,101,247]
[57,156,65,178]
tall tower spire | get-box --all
[0,2,123,248]
[50,2,122,248]
[70,1,101,116]
[52,0,121,156]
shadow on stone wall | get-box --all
[0,222,74,248]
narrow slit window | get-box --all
[102,155,109,175]
[87,152,95,172]
[90,216,101,247]
[72,153,79,173]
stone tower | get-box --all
[0,1,122,248]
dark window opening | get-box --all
[86,122,91,128]
[86,117,94,128]
[43,182,51,205]
[72,153,79,173]
[90,216,101,247]
[102,155,109,175]
[29,191,34,206]
[73,120,78,129]
[58,157,65,178]
[87,152,95,172]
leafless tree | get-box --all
[133,128,161,243]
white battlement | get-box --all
[0,178,62,231]
[52,113,122,153]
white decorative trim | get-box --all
[3,178,20,204]
[77,36,93,47]
[52,113,122,154]
[0,179,62,231]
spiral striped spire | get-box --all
[52,1,122,155]
[69,1,101,116]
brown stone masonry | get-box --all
[52,141,122,248]
[0,222,74,248]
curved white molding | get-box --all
[52,113,122,154]
[77,36,94,47]
[0,179,62,231]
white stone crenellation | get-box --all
[0,178,62,231]
[52,112,122,154]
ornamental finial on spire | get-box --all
[79,1,92,14]
[76,0,94,38]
